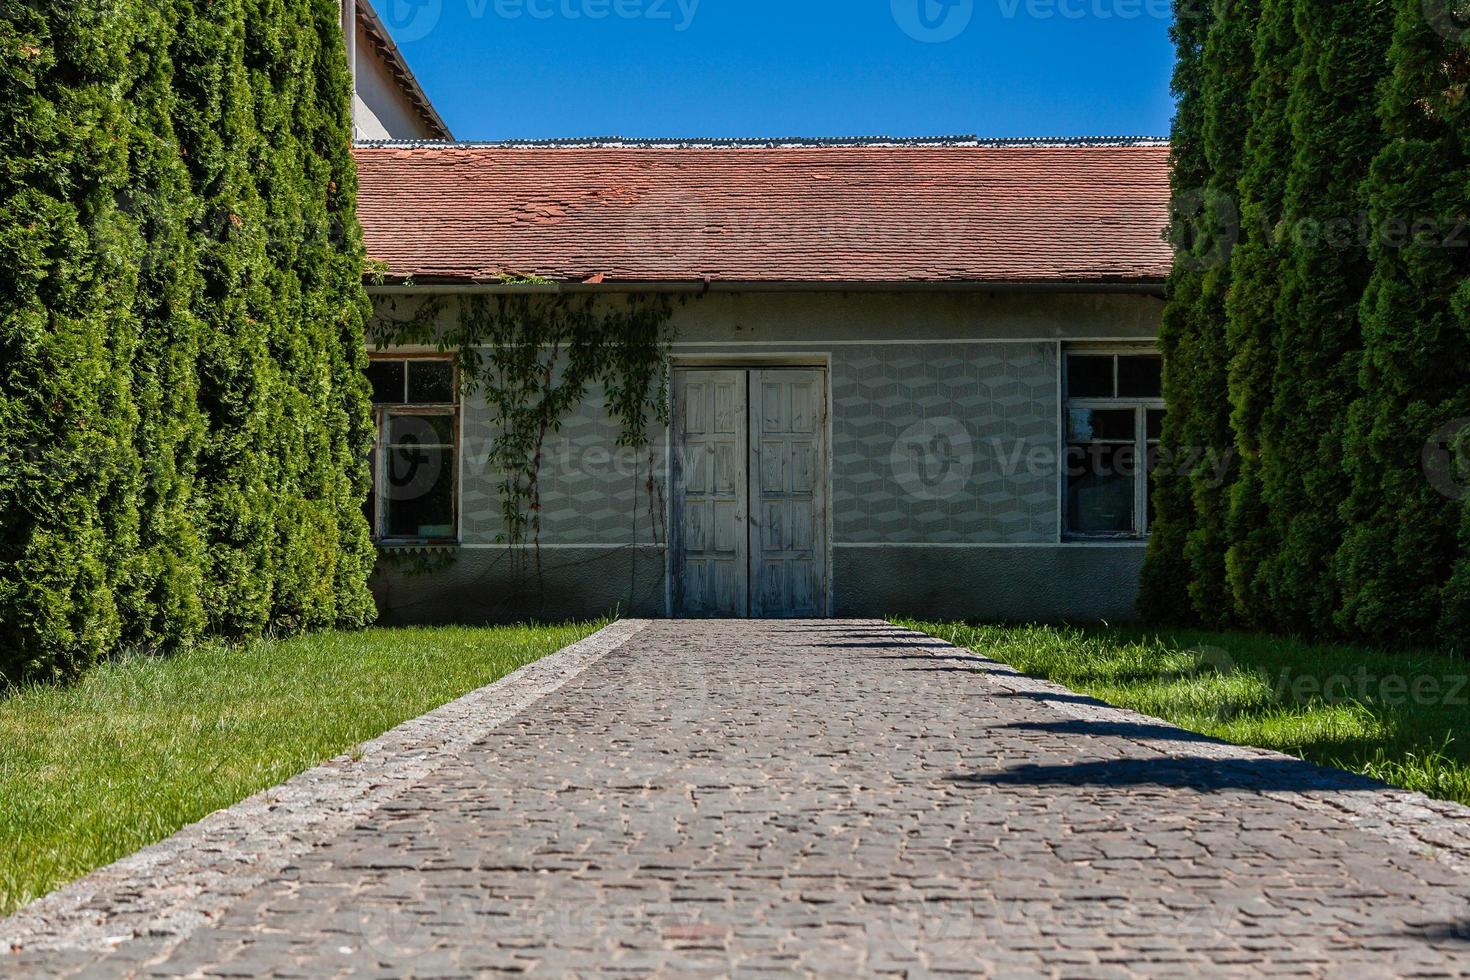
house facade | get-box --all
[351,140,1173,623]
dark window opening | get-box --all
[367,357,458,544]
[1063,351,1165,540]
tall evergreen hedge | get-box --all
[1336,0,1470,649]
[0,0,374,683]
[1148,0,1470,651]
[1257,0,1391,634]
[1222,0,1296,628]
[1142,0,1257,628]
[1138,0,1210,624]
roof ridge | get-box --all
[354,135,1170,150]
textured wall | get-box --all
[832,343,1058,544]
[374,546,668,624]
[372,290,1159,623]
[832,545,1147,622]
[352,21,435,141]
[459,385,666,548]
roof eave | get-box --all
[365,277,1169,296]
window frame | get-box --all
[1061,348,1165,541]
[367,355,461,547]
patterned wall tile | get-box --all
[458,343,1062,548]
[460,386,669,547]
[831,343,1059,544]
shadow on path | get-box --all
[950,756,1388,794]
[1408,921,1470,945]
[994,719,1220,744]
[988,689,1111,707]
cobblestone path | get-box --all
[8,620,1470,977]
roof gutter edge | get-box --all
[364,278,1168,297]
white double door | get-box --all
[672,368,828,619]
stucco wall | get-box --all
[353,20,436,141]
[370,289,1162,624]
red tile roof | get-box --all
[353,142,1172,288]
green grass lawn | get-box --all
[899,620,1470,807]
[0,622,601,917]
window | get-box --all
[365,358,458,543]
[1064,351,1165,539]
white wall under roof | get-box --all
[352,17,437,141]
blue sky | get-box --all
[376,0,1177,141]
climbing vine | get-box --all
[373,291,678,555]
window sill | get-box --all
[375,540,460,552]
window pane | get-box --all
[363,472,378,537]
[1145,409,1166,442]
[1118,356,1164,398]
[408,361,455,404]
[1147,444,1164,527]
[367,361,405,405]
[1067,408,1136,442]
[1147,409,1166,442]
[388,413,454,446]
[384,447,455,539]
[1067,355,1114,398]
[1067,444,1137,535]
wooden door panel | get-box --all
[749,370,827,619]
[790,441,816,493]
[713,443,740,494]
[672,371,748,618]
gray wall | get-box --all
[351,19,437,141]
[370,289,1161,625]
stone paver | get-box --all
[8,620,1470,977]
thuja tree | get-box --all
[1254,0,1392,635]
[0,0,374,682]
[1141,0,1256,626]
[118,0,209,651]
[234,0,375,633]
[1139,0,1210,622]
[1221,0,1297,628]
[171,0,375,640]
[0,3,138,677]
[1336,0,1470,649]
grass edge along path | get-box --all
[898,620,1470,808]
[0,621,603,917]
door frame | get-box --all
[666,354,833,619]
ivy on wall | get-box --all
[0,0,375,684]
[371,291,678,557]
